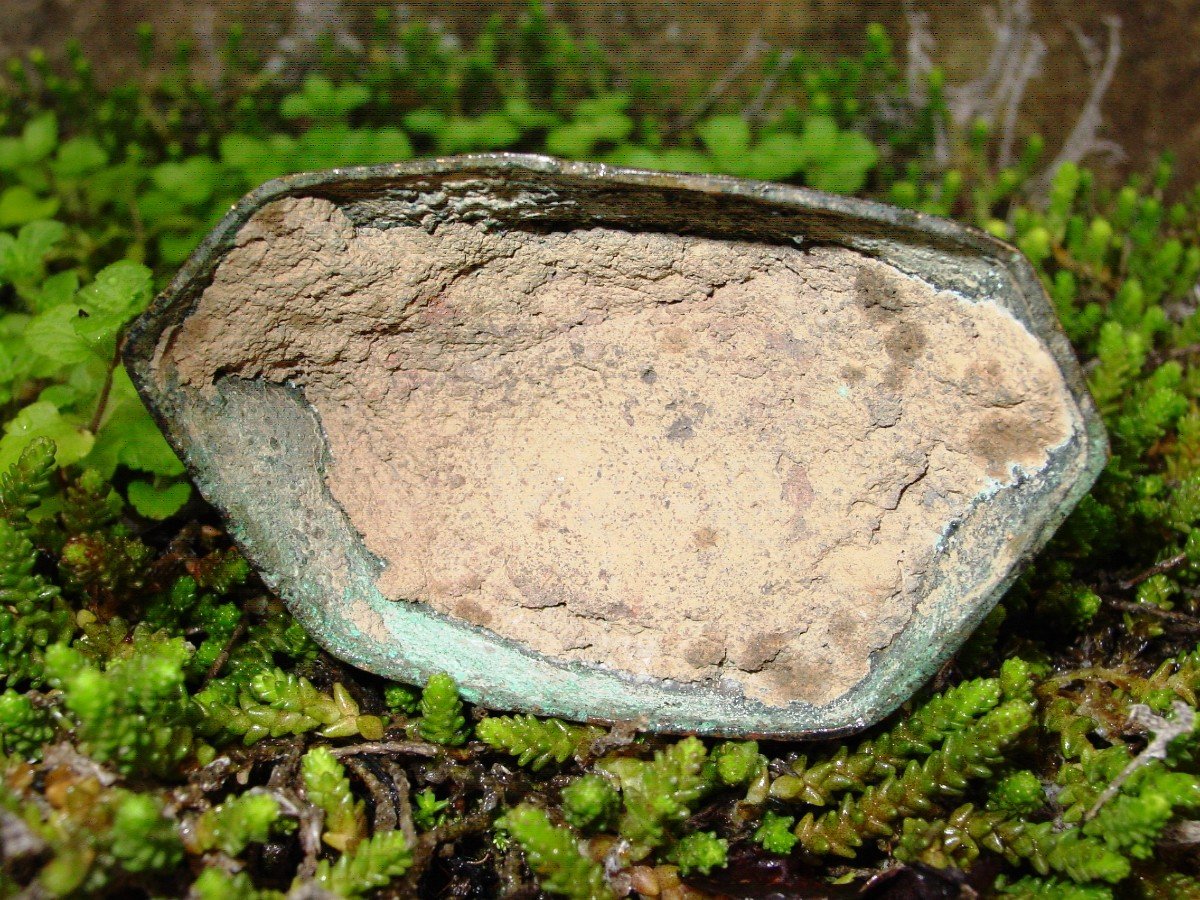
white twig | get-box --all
[673,32,768,133]
[902,2,950,166]
[1162,819,1200,846]
[42,741,117,786]
[267,0,364,75]
[1085,701,1196,821]
[997,34,1045,169]
[0,808,45,862]
[903,4,936,105]
[948,0,1034,128]
[1041,14,1124,184]
[744,49,796,126]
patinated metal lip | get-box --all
[124,154,1108,739]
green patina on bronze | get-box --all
[123,154,1107,738]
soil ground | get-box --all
[1,1,1197,188]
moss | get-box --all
[189,792,283,856]
[302,745,367,852]
[310,830,413,898]
[477,714,604,770]
[666,830,728,875]
[417,672,468,746]
[600,736,711,859]
[502,804,613,900]
[561,774,620,831]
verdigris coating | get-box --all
[124,154,1107,738]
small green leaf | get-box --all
[796,115,840,163]
[21,113,58,164]
[545,122,600,158]
[0,401,92,470]
[52,137,108,179]
[25,304,94,365]
[604,145,665,169]
[157,232,203,267]
[653,148,718,175]
[77,260,153,323]
[28,270,79,314]
[127,479,191,520]
[151,157,222,206]
[0,186,60,229]
[281,74,369,122]
[352,128,414,165]
[219,133,299,185]
[575,93,630,119]
[805,130,878,194]
[697,115,751,160]
[502,97,558,129]
[434,118,476,155]
[0,220,66,293]
[0,113,58,171]
[0,137,23,171]
[469,112,521,150]
[401,108,449,135]
[746,132,809,180]
[87,369,184,477]
[588,113,634,144]
[437,115,519,153]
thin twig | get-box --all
[670,32,767,135]
[385,762,418,848]
[903,2,936,104]
[0,808,46,862]
[1101,594,1200,633]
[578,720,642,765]
[286,784,323,880]
[329,741,440,759]
[996,35,1045,169]
[1163,341,1200,361]
[948,0,1034,127]
[1161,820,1200,846]
[87,339,123,434]
[1086,701,1195,820]
[42,742,118,786]
[743,48,795,126]
[409,809,493,882]
[202,614,249,684]
[1118,552,1189,590]
[343,756,398,832]
[1038,14,1123,189]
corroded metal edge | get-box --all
[124,154,1109,738]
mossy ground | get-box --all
[1,4,1199,897]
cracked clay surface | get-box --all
[162,196,1075,707]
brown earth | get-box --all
[1,2,1198,188]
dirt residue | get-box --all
[161,196,1076,707]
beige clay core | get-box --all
[163,196,1074,706]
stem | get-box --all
[87,339,123,435]
[1118,552,1189,590]
[669,33,767,136]
[202,615,249,684]
[1101,594,1200,633]
[743,48,795,126]
[329,741,440,759]
[1085,702,1195,821]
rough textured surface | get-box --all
[161,195,1074,706]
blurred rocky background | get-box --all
[0,0,1196,185]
